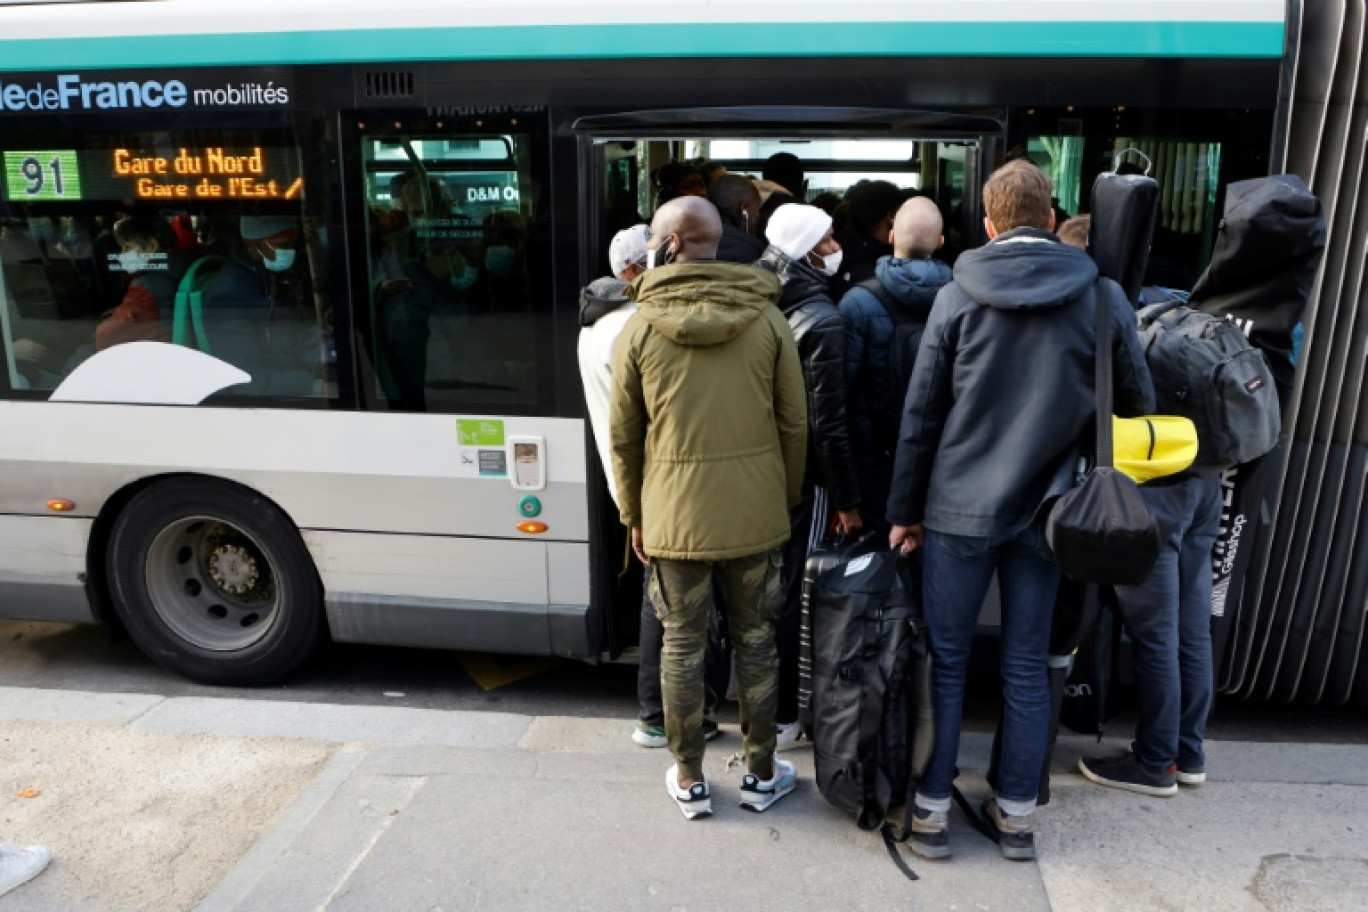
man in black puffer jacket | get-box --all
[755,203,862,747]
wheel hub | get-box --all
[207,543,259,595]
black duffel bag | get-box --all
[809,536,932,834]
[1046,282,1159,586]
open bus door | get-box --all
[573,107,1005,659]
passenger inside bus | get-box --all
[95,215,183,351]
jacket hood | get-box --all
[629,261,781,346]
[578,276,631,327]
[953,227,1097,310]
[876,255,953,320]
[755,246,832,314]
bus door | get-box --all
[336,110,592,660]
[572,107,1004,657]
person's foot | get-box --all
[702,718,722,742]
[665,765,712,819]
[1078,753,1178,797]
[775,721,805,751]
[739,757,797,812]
[1176,764,1206,787]
[980,799,1035,861]
[0,844,50,897]
[906,806,951,859]
[632,721,667,749]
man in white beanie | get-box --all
[755,203,863,747]
[577,224,729,750]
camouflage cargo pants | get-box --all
[649,549,784,783]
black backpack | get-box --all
[858,277,925,452]
[1137,290,1281,470]
[808,536,932,839]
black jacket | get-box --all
[887,228,1154,536]
[756,246,861,511]
[716,223,766,265]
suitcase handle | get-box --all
[1113,147,1152,176]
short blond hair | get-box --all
[1057,214,1091,249]
[983,160,1054,232]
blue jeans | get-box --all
[918,525,1060,817]
[1113,475,1222,774]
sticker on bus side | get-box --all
[457,418,505,447]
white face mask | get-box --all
[262,244,296,272]
[117,249,152,274]
[814,248,843,277]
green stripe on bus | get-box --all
[0,21,1285,71]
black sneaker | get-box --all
[980,798,1036,862]
[906,806,951,859]
[702,718,722,742]
[1078,753,1178,797]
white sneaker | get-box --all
[739,758,797,812]
[665,765,712,819]
[0,844,50,897]
[631,722,668,749]
[775,721,806,751]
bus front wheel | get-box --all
[106,477,324,686]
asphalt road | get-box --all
[0,618,1365,743]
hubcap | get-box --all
[145,517,281,652]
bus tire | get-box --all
[106,477,324,686]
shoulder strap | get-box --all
[1094,282,1114,468]
[859,277,906,323]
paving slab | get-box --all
[0,719,334,912]
[0,686,165,727]
[131,696,532,748]
[1038,780,1368,912]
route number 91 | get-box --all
[3,150,82,202]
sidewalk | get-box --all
[0,685,1364,911]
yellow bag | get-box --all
[1112,415,1198,484]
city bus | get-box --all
[1,1,1353,701]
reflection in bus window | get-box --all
[361,123,545,413]
[0,129,337,401]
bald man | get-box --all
[838,196,953,530]
[610,196,808,818]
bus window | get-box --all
[359,114,550,414]
[0,120,339,402]
[1025,132,1224,286]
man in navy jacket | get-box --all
[887,160,1153,861]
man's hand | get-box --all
[631,527,650,566]
[889,523,924,555]
[833,508,864,537]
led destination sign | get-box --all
[3,146,303,202]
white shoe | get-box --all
[665,765,712,819]
[0,844,50,897]
[775,721,806,751]
[739,758,797,812]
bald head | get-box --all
[890,197,944,259]
[649,196,722,262]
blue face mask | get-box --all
[484,245,518,275]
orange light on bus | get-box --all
[46,500,75,512]
[517,521,548,535]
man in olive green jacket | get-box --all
[611,196,807,819]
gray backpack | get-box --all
[1137,294,1281,470]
